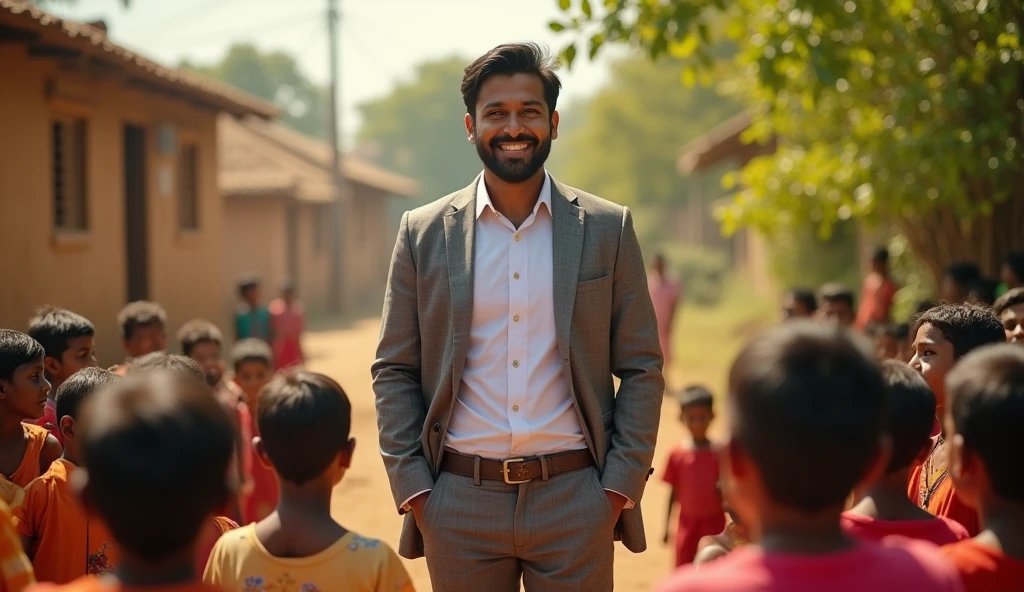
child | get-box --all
[781,288,817,321]
[0,330,63,507]
[234,277,271,344]
[27,308,97,444]
[966,277,999,308]
[995,251,1024,299]
[941,263,981,304]
[661,385,725,567]
[908,303,1006,536]
[111,302,168,375]
[229,339,277,524]
[203,370,414,592]
[693,483,749,567]
[268,281,305,370]
[657,322,962,591]
[817,283,856,327]
[26,369,237,591]
[867,323,903,361]
[842,361,969,545]
[855,247,898,331]
[0,498,36,591]
[14,368,120,583]
[993,287,1024,345]
[177,320,226,388]
[940,344,1024,589]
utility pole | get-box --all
[326,0,346,313]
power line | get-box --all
[157,11,321,43]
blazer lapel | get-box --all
[551,180,585,361]
[444,180,478,397]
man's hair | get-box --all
[966,277,1000,307]
[257,370,352,485]
[231,338,273,373]
[947,344,1024,503]
[787,288,818,314]
[879,361,936,473]
[911,303,1006,360]
[0,330,45,382]
[1004,252,1024,283]
[461,43,562,120]
[128,352,205,383]
[872,247,889,264]
[944,262,981,288]
[678,384,714,412]
[994,287,1024,317]
[55,367,119,423]
[117,301,166,340]
[818,283,855,308]
[79,370,234,561]
[728,322,885,512]
[27,307,94,360]
[176,319,223,358]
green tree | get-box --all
[552,0,1024,283]
[181,44,328,139]
[355,56,480,203]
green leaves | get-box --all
[558,0,571,10]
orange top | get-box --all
[12,460,118,584]
[0,424,54,509]
[942,538,1024,591]
[27,577,221,592]
[0,498,35,592]
[908,461,980,536]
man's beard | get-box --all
[475,131,552,184]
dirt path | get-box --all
[309,318,686,591]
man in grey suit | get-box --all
[372,43,664,591]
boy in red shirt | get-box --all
[940,344,1024,590]
[842,360,968,545]
[658,322,963,592]
[661,385,724,566]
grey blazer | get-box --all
[372,175,664,559]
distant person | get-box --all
[817,283,856,327]
[661,386,724,567]
[656,322,962,592]
[234,277,271,344]
[855,247,898,331]
[177,320,226,388]
[781,288,817,321]
[842,361,969,546]
[908,304,1006,536]
[0,330,63,507]
[25,370,236,592]
[966,277,1000,307]
[993,287,1024,345]
[229,339,277,524]
[994,251,1024,300]
[111,301,168,376]
[940,344,1024,590]
[27,307,98,445]
[941,263,981,304]
[693,482,749,567]
[648,253,682,374]
[204,371,414,592]
[867,322,904,361]
[268,281,305,370]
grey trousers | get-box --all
[419,465,616,592]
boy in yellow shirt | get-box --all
[203,370,413,592]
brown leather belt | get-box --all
[440,448,594,484]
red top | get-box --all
[856,272,898,330]
[32,400,62,446]
[239,403,278,524]
[29,577,222,592]
[841,511,969,546]
[943,538,1024,591]
[657,538,965,592]
[661,445,721,519]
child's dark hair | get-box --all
[728,322,884,512]
[994,287,1024,317]
[947,344,1024,503]
[966,277,1000,307]
[786,288,818,315]
[231,338,273,373]
[893,322,910,341]
[128,352,205,383]
[27,307,94,361]
[868,322,908,341]
[56,367,119,423]
[915,300,937,316]
[237,275,260,298]
[818,283,855,308]
[879,361,935,474]
[461,42,561,120]
[1004,252,1024,284]
[910,303,1005,360]
[177,319,223,358]
[117,301,167,340]
[945,262,981,288]
[78,370,234,562]
[257,370,352,485]
[0,330,45,382]
[872,247,889,264]
[679,384,714,412]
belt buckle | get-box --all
[501,458,531,484]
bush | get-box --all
[657,244,730,307]
[769,221,860,299]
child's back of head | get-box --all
[879,361,935,476]
[55,367,119,450]
[128,351,205,382]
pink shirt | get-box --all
[648,275,681,359]
[657,538,964,592]
[841,511,969,546]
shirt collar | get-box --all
[475,171,552,220]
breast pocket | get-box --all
[576,273,612,294]
[574,273,614,338]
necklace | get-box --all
[918,436,947,509]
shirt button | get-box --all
[513,314,520,322]
[513,272,520,280]
[512,360,519,368]
[512,405,520,412]
[514,234,520,241]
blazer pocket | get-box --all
[576,273,613,294]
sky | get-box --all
[47,0,622,145]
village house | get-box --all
[0,1,277,364]
[218,116,418,316]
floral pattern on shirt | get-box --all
[242,574,321,592]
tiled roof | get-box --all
[219,116,419,201]
[0,0,278,118]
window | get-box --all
[52,117,87,231]
[178,143,199,230]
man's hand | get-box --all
[605,490,627,523]
[408,491,430,529]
